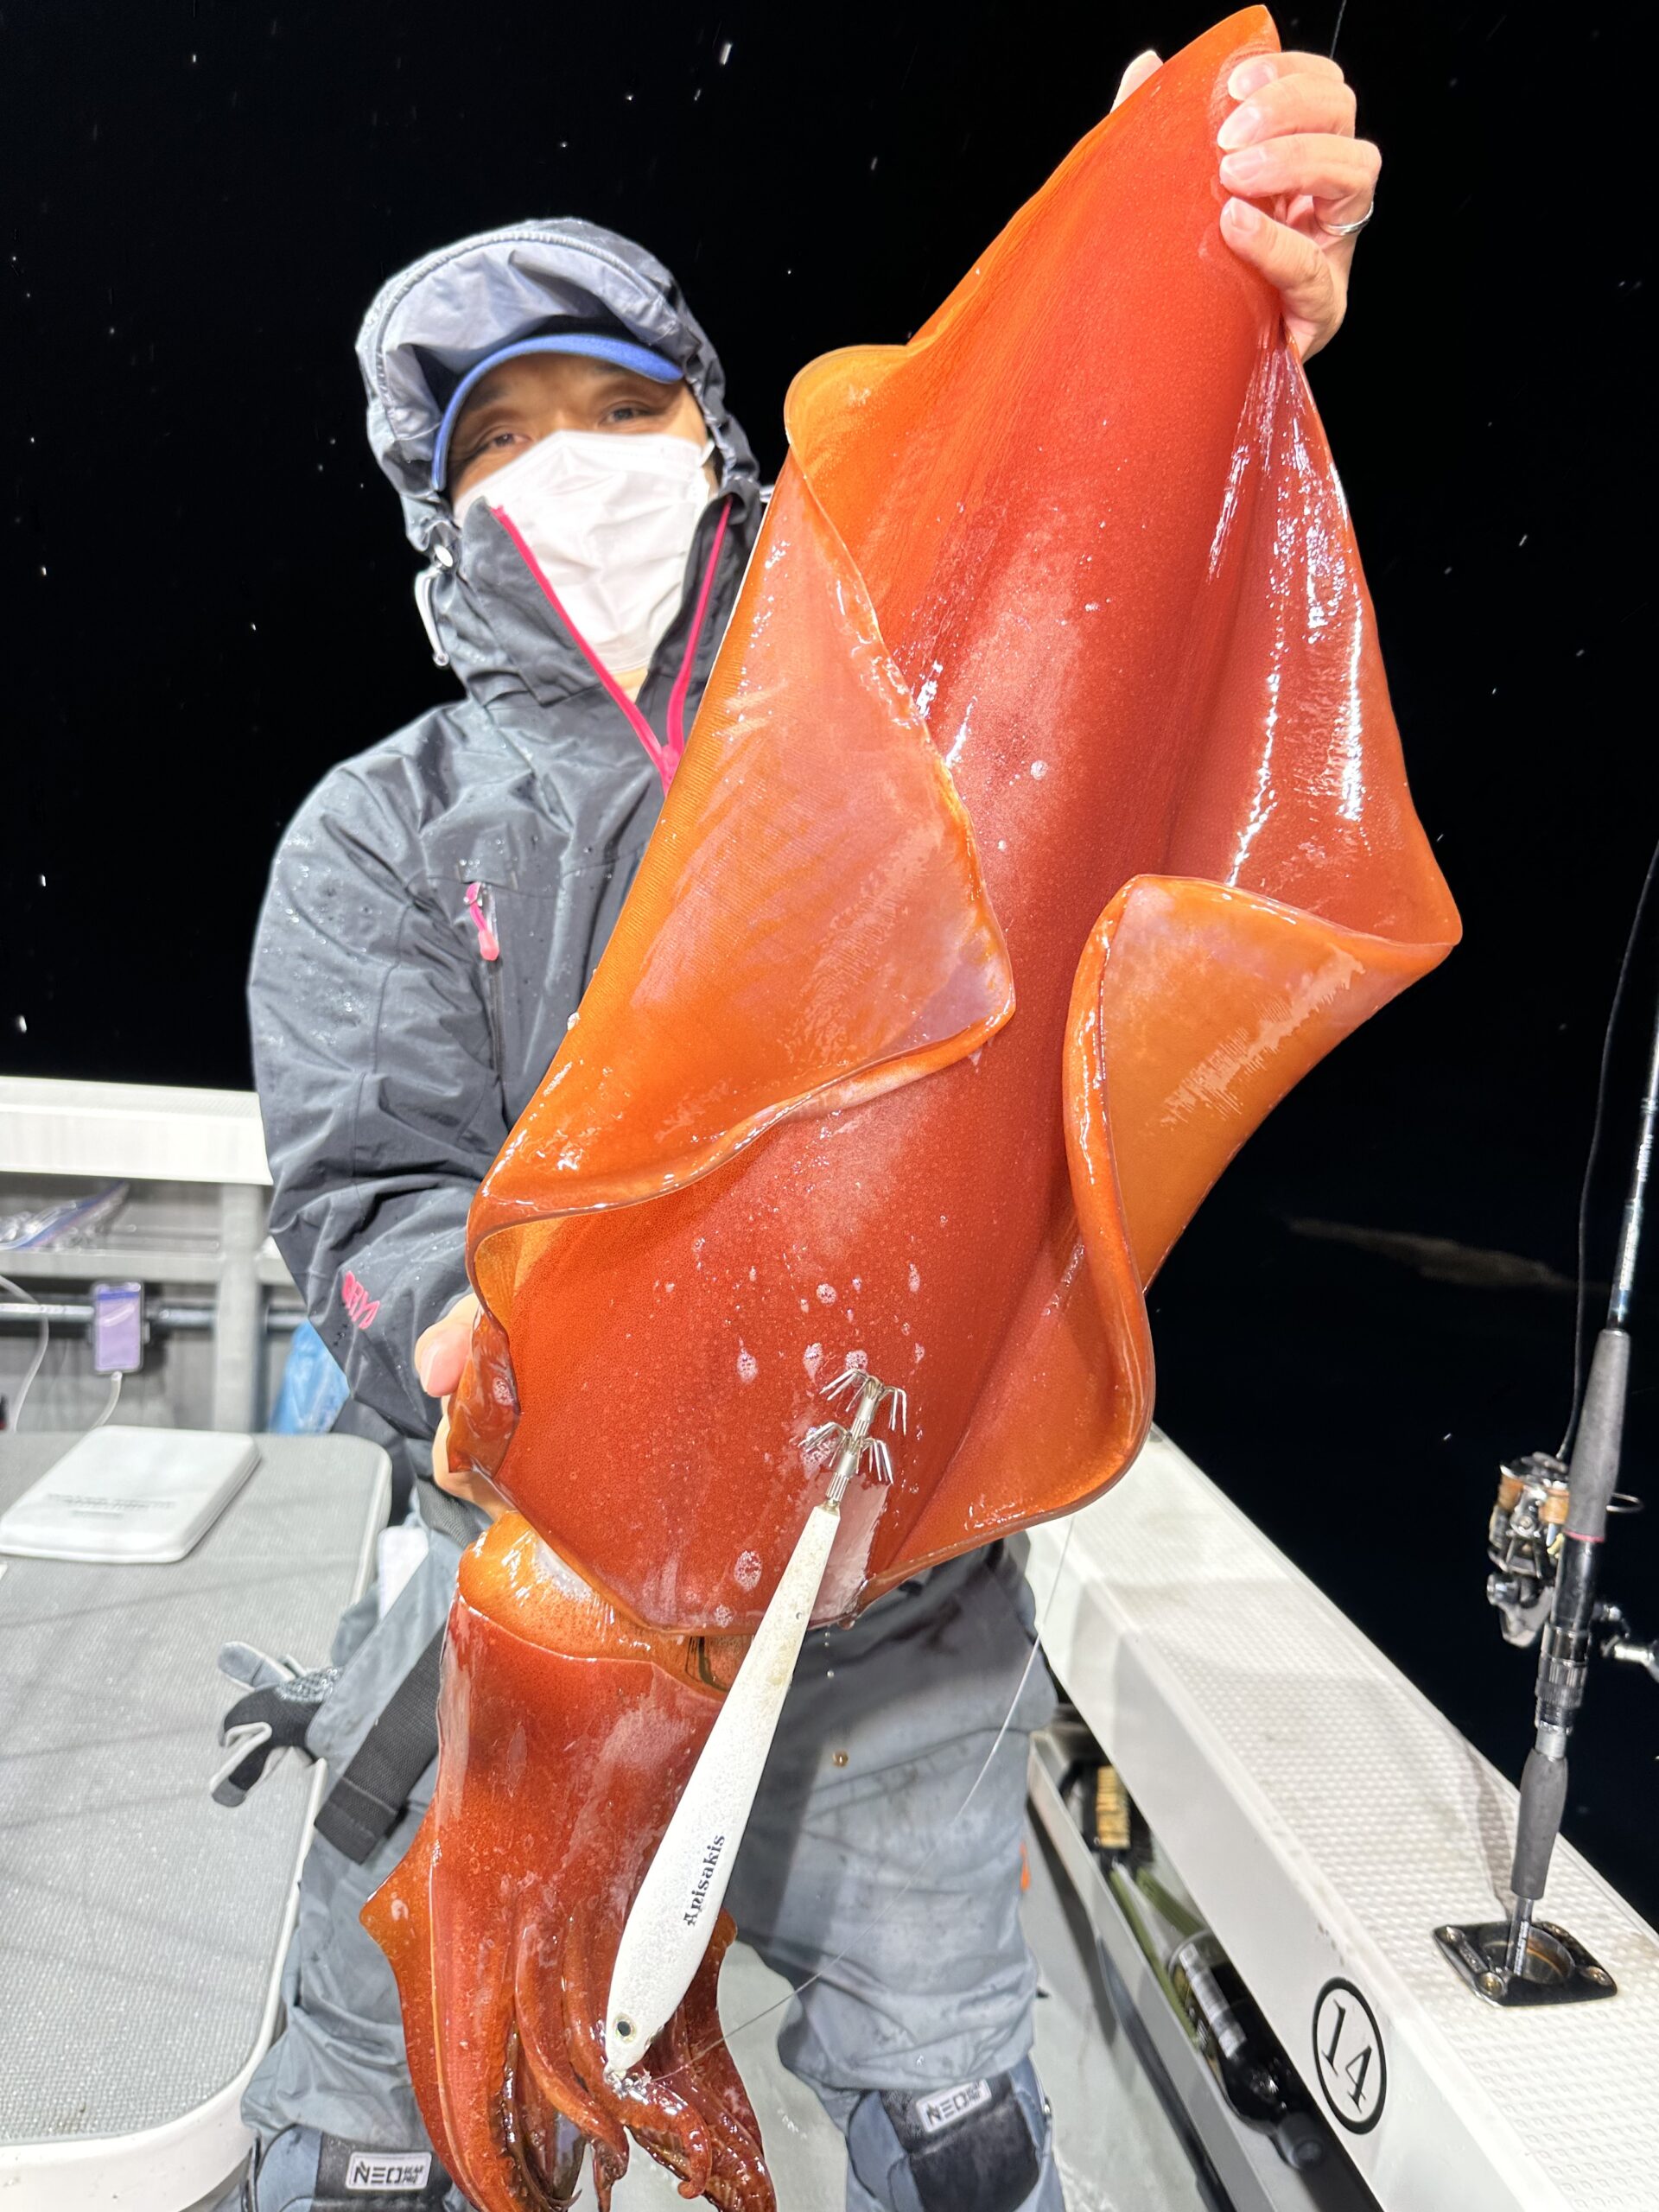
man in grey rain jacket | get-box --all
[241,220,1065,2212]
[242,48,1375,2209]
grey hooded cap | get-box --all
[357,218,760,552]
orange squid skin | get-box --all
[368,11,1460,2209]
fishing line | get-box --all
[657,1511,1078,2084]
[1557,830,1659,1460]
[0,1272,49,1431]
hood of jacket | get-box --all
[356,219,764,709]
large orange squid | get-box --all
[363,12,1459,2207]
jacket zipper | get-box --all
[664,500,732,774]
[465,882,505,1070]
[492,498,732,795]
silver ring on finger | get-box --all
[1319,198,1375,238]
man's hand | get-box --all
[414,1291,512,1520]
[1113,47,1378,361]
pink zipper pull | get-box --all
[493,496,733,797]
[465,881,500,962]
[664,499,732,782]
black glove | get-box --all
[210,1642,340,1808]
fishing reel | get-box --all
[1484,1449,1656,1681]
[1484,1451,1569,1648]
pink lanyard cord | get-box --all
[493,498,733,796]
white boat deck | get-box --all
[1029,1432,1659,2212]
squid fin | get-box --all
[893,869,1447,1573]
[1075,873,1451,1286]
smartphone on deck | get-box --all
[91,1281,144,1375]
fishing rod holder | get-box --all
[1433,1917,1616,2009]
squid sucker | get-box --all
[362,11,1459,2208]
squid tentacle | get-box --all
[512,1912,629,2164]
[561,1891,719,2202]
[499,2026,587,2211]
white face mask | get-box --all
[454,428,715,681]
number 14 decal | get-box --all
[1313,1978,1388,2133]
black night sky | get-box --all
[6,3,1656,1912]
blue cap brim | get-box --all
[432,333,683,491]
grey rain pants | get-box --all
[240,1529,1060,2207]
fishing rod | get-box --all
[1443,845,1659,2005]
[1508,962,1656,1984]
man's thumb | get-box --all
[415,1321,468,1397]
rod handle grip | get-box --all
[1510,1746,1568,1904]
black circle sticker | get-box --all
[1311,1978,1387,2133]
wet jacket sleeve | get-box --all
[249,765,505,1444]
